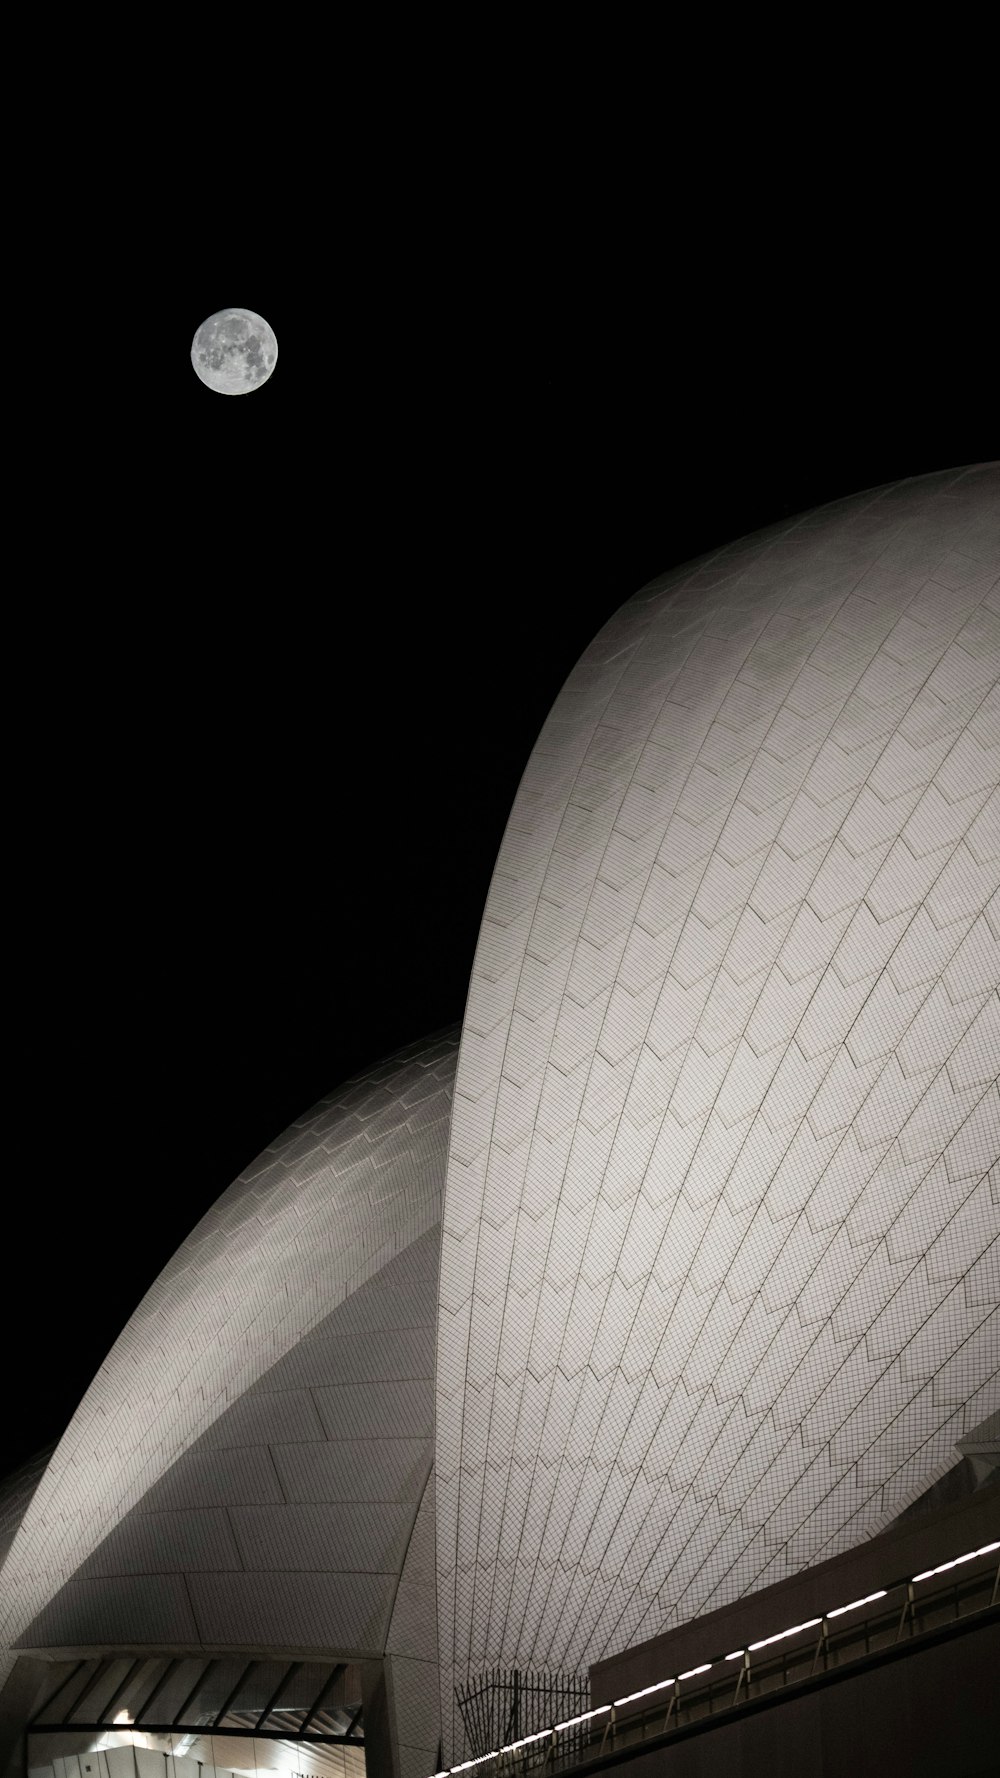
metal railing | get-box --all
[457,1670,590,1760]
[433,1537,999,1775]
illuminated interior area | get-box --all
[26,1658,364,1778]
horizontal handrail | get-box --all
[431,1538,999,1775]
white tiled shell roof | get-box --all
[2,467,998,1778]
[1,1029,457,1680]
[435,465,1000,1753]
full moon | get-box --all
[191,308,278,396]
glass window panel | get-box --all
[215,1662,291,1729]
[341,1664,363,1711]
[259,1662,337,1734]
[132,1661,180,1726]
[29,1658,369,1747]
[32,1661,101,1726]
[310,1705,361,1738]
[135,1660,207,1727]
[98,1660,150,1727]
[303,1661,364,1739]
[174,1659,248,1728]
[104,1661,170,1726]
[71,1660,136,1725]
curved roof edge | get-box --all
[1,1027,459,1673]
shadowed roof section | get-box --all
[20,1227,440,1660]
[1,1028,457,1681]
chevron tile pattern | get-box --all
[3,469,998,1778]
[1,1030,457,1697]
[436,465,1000,1756]
[20,1228,439,1661]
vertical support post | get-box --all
[895,1583,914,1644]
[811,1618,828,1675]
[359,1660,395,1778]
[599,1705,615,1753]
[732,1651,750,1706]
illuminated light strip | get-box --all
[912,1540,1000,1583]
[552,1707,610,1733]
[613,1678,674,1706]
[827,1590,887,1618]
[504,1730,550,1749]
[728,1619,823,1659]
[429,1539,1000,1775]
[748,1616,823,1653]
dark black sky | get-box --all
[6,72,996,1481]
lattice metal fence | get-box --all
[456,1668,590,1758]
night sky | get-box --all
[5,100,995,1483]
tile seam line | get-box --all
[483,488,944,1662]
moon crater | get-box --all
[191,308,277,395]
